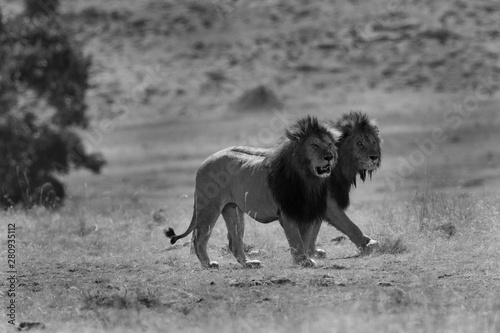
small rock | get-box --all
[323,264,348,270]
[18,322,45,331]
[229,276,292,287]
[269,277,292,285]
[438,273,453,279]
[435,223,456,238]
[310,274,346,287]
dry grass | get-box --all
[1,189,499,333]
[372,235,408,255]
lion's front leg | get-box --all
[324,198,379,252]
[325,198,370,249]
[307,220,326,259]
[280,217,316,267]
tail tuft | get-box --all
[164,227,178,244]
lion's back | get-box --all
[195,147,265,186]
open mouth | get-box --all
[315,164,332,177]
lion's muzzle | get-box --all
[315,163,332,178]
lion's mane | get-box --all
[265,116,334,223]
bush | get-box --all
[0,13,105,209]
[232,85,284,113]
[24,0,60,18]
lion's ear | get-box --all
[336,117,355,137]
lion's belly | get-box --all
[235,189,279,223]
[222,152,279,223]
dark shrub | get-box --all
[24,0,60,18]
[0,12,105,209]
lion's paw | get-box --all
[299,258,317,268]
[245,260,262,269]
[311,249,327,259]
[205,261,219,269]
[360,238,379,255]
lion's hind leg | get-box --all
[193,205,221,269]
[221,204,261,269]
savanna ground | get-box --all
[1,0,500,332]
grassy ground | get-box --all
[1,0,500,332]
[1,189,499,332]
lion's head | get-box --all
[285,117,338,179]
[328,111,382,209]
[336,111,381,181]
[266,116,338,222]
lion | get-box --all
[310,111,382,256]
[165,116,338,268]
[238,111,382,257]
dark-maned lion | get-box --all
[166,116,338,268]
[310,111,382,256]
[238,111,382,257]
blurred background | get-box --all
[1,0,500,214]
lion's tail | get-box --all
[164,227,180,244]
[164,207,197,245]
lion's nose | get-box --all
[369,155,379,162]
[323,153,334,162]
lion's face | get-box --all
[349,132,381,180]
[303,135,337,178]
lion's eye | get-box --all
[312,143,320,149]
[357,141,364,148]
[327,142,332,148]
